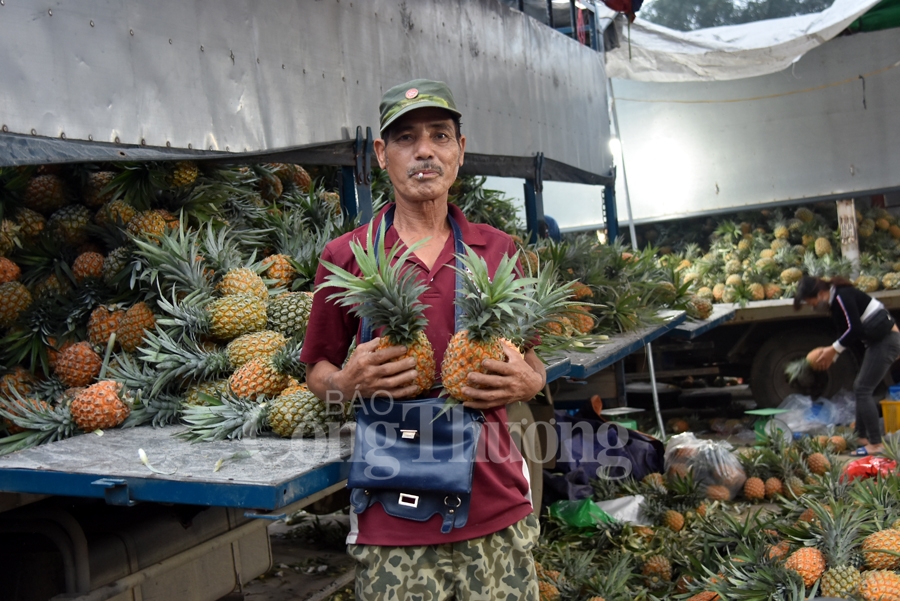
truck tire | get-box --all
[749,330,859,408]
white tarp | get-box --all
[601,0,882,82]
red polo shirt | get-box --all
[299,203,533,546]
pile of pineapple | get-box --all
[534,429,900,601]
[0,161,611,452]
[0,161,359,451]
[632,203,900,306]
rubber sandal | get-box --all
[852,446,884,457]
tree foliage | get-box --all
[641,0,834,31]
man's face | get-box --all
[374,107,466,204]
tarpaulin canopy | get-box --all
[848,0,900,32]
[602,0,883,82]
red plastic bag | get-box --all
[842,456,897,481]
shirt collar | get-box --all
[374,202,487,247]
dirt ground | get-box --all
[242,512,355,601]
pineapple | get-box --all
[441,246,532,402]
[268,384,330,438]
[319,220,435,397]
[118,301,156,353]
[126,209,168,242]
[743,477,765,501]
[0,219,20,256]
[168,161,199,188]
[266,291,314,339]
[217,267,268,299]
[858,570,900,601]
[228,357,289,399]
[102,246,132,286]
[184,379,229,406]
[857,273,880,293]
[24,174,69,214]
[862,529,900,570]
[641,554,672,587]
[225,330,287,368]
[82,170,117,208]
[13,207,46,240]
[883,272,900,290]
[784,547,825,587]
[814,227,833,257]
[94,198,136,226]
[663,509,684,532]
[157,291,268,341]
[48,204,92,245]
[0,281,33,328]
[261,254,296,289]
[72,251,105,282]
[818,502,865,598]
[70,380,131,431]
[54,341,102,388]
[794,207,815,223]
[705,484,731,501]
[806,452,830,475]
[87,305,125,348]
[0,257,21,284]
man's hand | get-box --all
[311,338,419,402]
[460,341,545,410]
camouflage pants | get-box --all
[347,514,540,601]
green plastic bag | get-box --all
[548,499,614,528]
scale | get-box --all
[600,407,646,430]
[745,408,792,443]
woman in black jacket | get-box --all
[795,276,900,456]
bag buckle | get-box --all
[400,429,418,440]
[398,493,419,508]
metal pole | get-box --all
[645,342,666,440]
[569,0,578,39]
[606,78,638,249]
[547,0,555,28]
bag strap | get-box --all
[360,205,464,343]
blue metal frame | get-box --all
[566,314,688,379]
[0,460,350,510]
[604,181,619,241]
[339,126,374,223]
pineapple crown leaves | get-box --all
[136,327,230,397]
[319,219,431,345]
[270,336,305,379]
[128,222,213,296]
[178,393,269,442]
[513,261,577,345]
[0,387,77,455]
[123,389,184,428]
[452,244,536,342]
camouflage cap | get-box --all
[379,79,461,133]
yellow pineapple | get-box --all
[818,503,865,598]
[48,204,92,245]
[743,476,765,501]
[663,509,684,532]
[642,554,673,587]
[320,220,436,397]
[806,452,830,475]
[268,384,331,438]
[126,209,167,242]
[0,219,19,256]
[217,267,268,299]
[168,161,199,188]
[225,330,287,368]
[441,247,531,402]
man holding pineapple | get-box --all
[301,79,546,599]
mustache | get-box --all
[407,163,444,177]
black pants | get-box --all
[855,331,900,444]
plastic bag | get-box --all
[777,393,839,434]
[548,499,615,528]
[830,390,857,426]
[596,495,649,526]
[842,456,898,481]
[664,433,746,501]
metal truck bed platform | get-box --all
[666,304,736,340]
[0,425,350,510]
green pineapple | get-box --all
[266,291,314,339]
[319,219,435,397]
[818,502,866,598]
